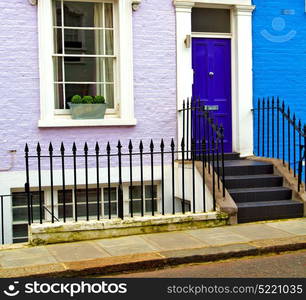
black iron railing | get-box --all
[179,98,226,200]
[0,194,5,245]
[24,134,224,226]
[253,97,306,191]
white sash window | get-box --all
[38,0,136,127]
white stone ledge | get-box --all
[38,118,137,128]
[29,212,229,245]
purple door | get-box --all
[192,38,232,152]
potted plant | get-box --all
[68,95,107,119]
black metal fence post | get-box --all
[257,99,260,156]
[304,125,306,187]
[212,139,216,210]
[277,97,280,159]
[262,98,265,156]
[192,138,196,213]
[267,97,270,157]
[220,125,226,198]
[288,107,291,171]
[37,143,43,224]
[150,140,155,216]
[25,144,31,226]
[171,139,175,214]
[49,143,54,223]
[84,142,89,221]
[282,101,285,165]
[72,142,78,222]
[139,141,144,217]
[60,142,66,223]
[1,196,4,245]
[95,142,100,221]
[186,99,190,160]
[293,114,296,177]
[181,138,185,214]
[201,139,206,212]
[129,140,133,217]
[160,139,165,215]
[272,96,275,157]
[117,141,124,219]
[107,142,111,219]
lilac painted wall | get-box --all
[0,0,177,171]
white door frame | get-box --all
[174,0,255,157]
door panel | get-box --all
[192,38,232,152]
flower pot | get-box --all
[68,103,107,120]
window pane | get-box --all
[105,30,114,55]
[105,58,114,82]
[145,185,157,199]
[64,57,109,83]
[129,186,142,199]
[55,83,111,109]
[104,202,117,216]
[13,224,28,238]
[12,192,44,207]
[13,207,44,222]
[76,189,101,204]
[63,29,106,55]
[62,2,113,28]
[77,203,99,217]
[53,56,63,82]
[105,84,114,109]
[58,190,73,204]
[103,188,117,202]
[145,200,158,213]
[104,3,113,28]
[58,204,73,219]
[54,29,63,54]
[54,1,62,27]
[129,200,142,214]
[192,8,231,33]
[63,2,102,28]
[54,83,65,109]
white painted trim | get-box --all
[174,0,255,156]
[37,0,136,127]
[175,0,252,6]
[233,5,255,156]
[38,118,137,127]
[192,32,232,38]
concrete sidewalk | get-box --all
[1,218,306,278]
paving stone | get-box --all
[266,219,306,236]
[0,263,66,278]
[229,223,294,241]
[0,247,57,268]
[47,241,110,262]
[96,236,159,256]
[140,231,205,251]
[186,227,250,245]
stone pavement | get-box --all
[1,218,306,278]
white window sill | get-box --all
[38,118,137,128]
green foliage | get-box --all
[71,95,82,104]
[93,95,106,104]
[81,96,94,104]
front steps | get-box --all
[219,157,304,223]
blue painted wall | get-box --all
[253,0,306,120]
[252,0,306,168]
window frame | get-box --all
[38,0,136,127]
[127,184,160,214]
